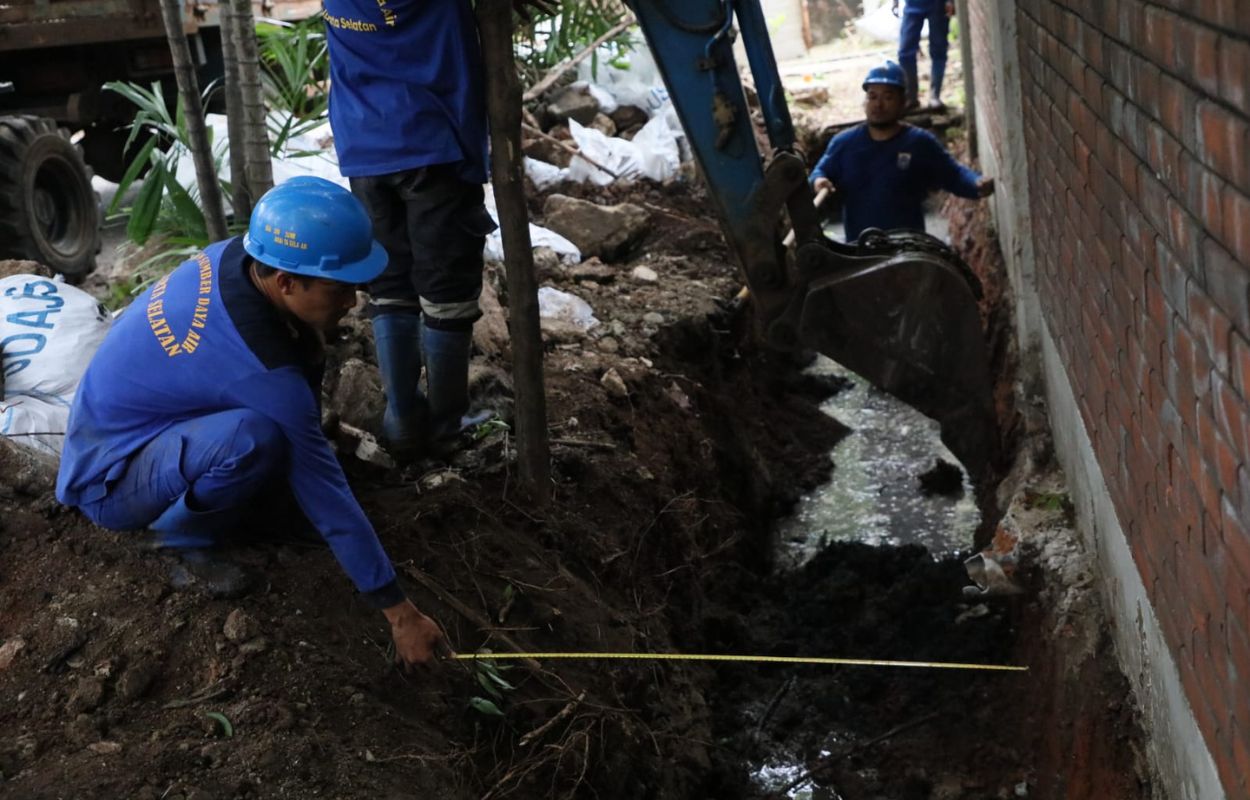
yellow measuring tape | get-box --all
[455,652,1027,672]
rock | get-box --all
[541,195,649,261]
[472,279,510,358]
[597,337,620,354]
[327,358,385,433]
[222,609,258,643]
[567,258,616,284]
[545,85,600,126]
[115,660,159,704]
[532,246,561,280]
[66,713,103,745]
[522,135,572,168]
[631,266,659,283]
[238,637,269,656]
[588,112,616,137]
[0,637,26,670]
[67,677,106,714]
[0,259,52,279]
[600,368,629,399]
[0,438,57,498]
[790,85,830,107]
[609,105,649,132]
[87,741,123,755]
[642,312,665,325]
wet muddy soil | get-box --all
[2,146,1150,799]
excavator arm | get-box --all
[628,0,999,481]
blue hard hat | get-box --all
[863,60,906,91]
[243,176,387,284]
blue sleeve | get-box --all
[223,369,404,609]
[810,132,845,185]
[920,131,981,198]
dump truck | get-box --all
[0,0,316,277]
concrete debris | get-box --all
[538,286,599,341]
[533,246,562,280]
[328,358,385,433]
[419,469,466,492]
[115,660,158,704]
[962,553,1024,598]
[541,195,649,261]
[545,84,601,126]
[631,266,659,283]
[600,368,629,399]
[239,637,269,655]
[523,134,572,168]
[642,312,665,325]
[597,337,621,354]
[666,382,692,411]
[473,279,511,358]
[337,423,395,469]
[222,609,258,643]
[0,636,26,669]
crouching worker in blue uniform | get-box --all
[56,178,449,669]
[811,61,995,243]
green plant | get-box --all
[514,0,636,85]
[104,80,231,247]
[256,15,331,155]
[467,651,516,719]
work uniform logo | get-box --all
[897,152,912,170]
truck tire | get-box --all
[0,116,100,279]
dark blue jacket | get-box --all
[810,124,981,241]
[323,0,488,182]
[57,239,402,604]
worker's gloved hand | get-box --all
[512,0,557,22]
[384,599,454,669]
[977,177,996,198]
[813,177,834,194]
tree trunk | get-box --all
[476,0,551,503]
[157,0,228,241]
[218,0,252,218]
[231,0,273,197]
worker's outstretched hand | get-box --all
[384,599,453,669]
[512,0,557,23]
[813,177,834,194]
[977,177,996,198]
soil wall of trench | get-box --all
[0,178,1154,799]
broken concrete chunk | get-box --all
[631,266,659,283]
[545,85,601,127]
[600,368,629,399]
[222,609,258,643]
[567,258,616,284]
[0,259,52,279]
[542,195,650,262]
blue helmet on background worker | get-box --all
[243,176,388,284]
[862,61,906,91]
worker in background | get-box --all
[892,0,955,111]
[810,61,994,244]
[57,178,448,670]
[322,0,550,461]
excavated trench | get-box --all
[0,182,1152,800]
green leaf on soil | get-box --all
[205,711,234,738]
[469,696,505,717]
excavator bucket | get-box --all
[794,233,998,480]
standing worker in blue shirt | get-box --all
[810,62,994,243]
[893,0,955,110]
[322,0,549,461]
[57,178,449,670]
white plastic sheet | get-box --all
[565,116,680,185]
[537,286,599,331]
[482,189,582,264]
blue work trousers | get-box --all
[899,7,950,91]
[82,409,286,549]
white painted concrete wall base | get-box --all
[1040,316,1224,800]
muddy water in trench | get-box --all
[775,355,980,568]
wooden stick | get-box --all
[522,17,636,103]
[402,564,543,672]
[518,691,585,746]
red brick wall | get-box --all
[1002,1,1250,793]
